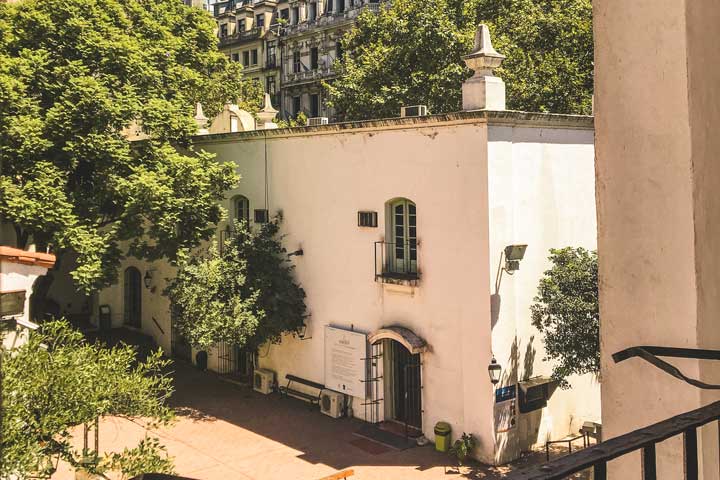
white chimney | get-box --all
[256,94,279,130]
[462,24,506,111]
[194,102,210,135]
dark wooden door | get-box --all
[123,267,142,328]
[392,342,422,429]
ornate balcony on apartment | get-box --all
[279,2,381,37]
[282,67,338,85]
[218,26,262,47]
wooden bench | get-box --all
[279,374,324,407]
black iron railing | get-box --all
[374,240,419,282]
[507,346,720,479]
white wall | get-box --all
[1,259,49,349]
[98,113,597,465]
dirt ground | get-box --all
[52,361,590,480]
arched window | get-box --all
[123,267,142,328]
[386,198,417,276]
[233,195,250,224]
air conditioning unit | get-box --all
[253,368,275,395]
[400,105,429,117]
[306,117,329,126]
[320,390,346,418]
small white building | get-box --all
[95,27,600,465]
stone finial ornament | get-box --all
[461,24,506,111]
[194,102,210,135]
[256,93,279,130]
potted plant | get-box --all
[448,432,476,469]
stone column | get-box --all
[594,0,720,478]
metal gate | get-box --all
[170,315,191,362]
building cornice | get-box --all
[192,110,594,144]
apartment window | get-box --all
[310,47,319,70]
[232,53,240,62]
[251,49,258,65]
[280,8,289,21]
[243,51,250,67]
[326,0,333,13]
[238,19,246,31]
[308,2,317,21]
[335,41,343,61]
[292,96,301,116]
[256,14,265,28]
[337,0,344,13]
[267,42,277,66]
[266,76,276,95]
[310,94,320,118]
[292,51,301,73]
[220,23,228,38]
[292,6,299,24]
[389,198,417,275]
[233,195,250,224]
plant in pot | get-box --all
[449,432,476,469]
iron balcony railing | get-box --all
[374,240,419,283]
[218,26,262,46]
[507,346,720,480]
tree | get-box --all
[0,320,175,479]
[326,0,592,120]
[325,0,473,120]
[165,216,307,351]
[530,247,598,388]
[472,0,594,114]
[0,0,262,294]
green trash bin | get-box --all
[434,421,452,452]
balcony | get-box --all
[506,346,720,480]
[282,67,337,85]
[375,241,419,285]
[279,3,380,37]
[218,26,262,47]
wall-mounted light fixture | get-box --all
[488,356,502,385]
[296,320,312,340]
[288,249,304,257]
[503,244,528,273]
[143,270,153,289]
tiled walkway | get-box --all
[53,361,574,480]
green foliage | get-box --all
[101,437,175,480]
[0,0,262,293]
[0,320,174,479]
[472,0,594,114]
[327,0,592,120]
[530,247,599,388]
[449,432,476,465]
[276,111,308,129]
[166,215,307,351]
[326,0,473,120]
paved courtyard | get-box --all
[54,361,577,480]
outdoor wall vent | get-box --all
[254,209,269,224]
[358,211,378,228]
[400,105,429,117]
[306,117,329,127]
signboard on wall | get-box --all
[324,326,367,397]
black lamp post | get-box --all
[143,270,152,289]
[488,356,502,385]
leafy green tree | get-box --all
[530,247,599,388]
[166,216,307,351]
[0,0,262,294]
[327,0,592,120]
[325,0,473,120]
[0,320,174,479]
[471,0,594,114]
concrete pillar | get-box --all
[594,0,720,477]
[461,25,506,111]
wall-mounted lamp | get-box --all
[143,270,153,289]
[488,356,502,385]
[288,249,304,257]
[503,244,527,273]
[296,321,312,340]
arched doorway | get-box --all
[368,326,427,436]
[123,267,142,328]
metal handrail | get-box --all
[507,346,720,479]
[374,240,419,281]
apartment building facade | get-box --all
[214,0,381,121]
